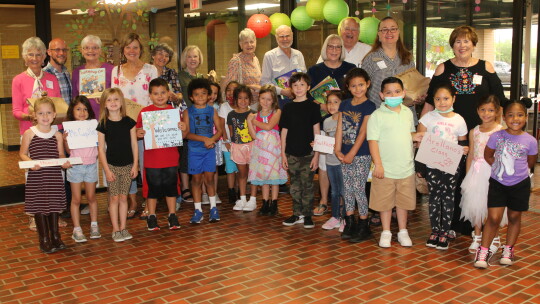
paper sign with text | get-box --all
[313,134,335,154]
[62,119,98,149]
[142,109,183,150]
[415,133,463,175]
[19,157,83,169]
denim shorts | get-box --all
[67,163,98,183]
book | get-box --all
[274,69,302,89]
[79,68,106,98]
[309,76,340,105]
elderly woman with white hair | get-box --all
[222,28,262,106]
[71,35,115,119]
[151,43,185,110]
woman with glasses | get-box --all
[71,35,115,119]
[151,43,185,111]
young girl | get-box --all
[335,68,376,241]
[418,83,468,250]
[474,99,537,268]
[460,95,505,253]
[319,90,346,230]
[20,96,71,253]
[64,96,99,242]
[97,88,138,242]
[246,85,287,215]
[227,85,257,212]
[219,81,240,204]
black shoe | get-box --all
[282,215,303,226]
[147,214,160,231]
[426,233,438,248]
[268,200,278,216]
[436,234,449,250]
[60,211,71,219]
[350,218,371,243]
[258,199,270,215]
[303,216,314,228]
[168,213,181,230]
[228,188,237,204]
[341,215,354,240]
[278,184,289,194]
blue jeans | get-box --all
[327,164,344,219]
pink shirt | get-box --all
[69,146,98,165]
[12,72,61,134]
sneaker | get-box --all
[190,209,203,224]
[469,232,482,253]
[215,194,222,204]
[397,229,412,247]
[209,207,220,222]
[202,193,210,205]
[89,225,101,239]
[448,230,457,240]
[72,230,87,243]
[80,205,90,215]
[474,247,491,269]
[233,199,246,211]
[489,235,501,254]
[242,198,257,212]
[112,231,124,242]
[500,245,514,266]
[322,217,341,230]
[426,233,438,248]
[147,214,160,231]
[282,215,304,226]
[120,229,133,240]
[303,216,315,228]
[436,234,449,250]
[338,219,345,233]
[168,213,181,230]
[379,231,392,248]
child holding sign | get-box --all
[20,96,71,253]
[246,85,287,216]
[335,68,376,241]
[417,83,468,250]
[136,78,186,231]
[63,96,99,242]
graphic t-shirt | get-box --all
[419,111,468,144]
[187,105,215,152]
[227,110,254,144]
[339,98,376,156]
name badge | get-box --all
[473,75,483,85]
[377,61,387,70]
[46,80,54,89]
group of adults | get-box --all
[13,16,506,235]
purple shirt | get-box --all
[487,130,537,186]
[71,63,114,119]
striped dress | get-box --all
[24,126,66,215]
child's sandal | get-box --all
[181,189,194,203]
[469,232,482,254]
[489,235,501,253]
[313,204,327,216]
[139,210,149,220]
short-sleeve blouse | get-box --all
[112,63,158,106]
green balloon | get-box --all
[323,0,349,25]
[291,6,315,31]
[269,13,291,35]
[359,16,380,45]
[306,0,328,21]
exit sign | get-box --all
[190,0,202,10]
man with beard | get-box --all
[44,38,72,104]
[261,25,306,109]
[317,17,371,68]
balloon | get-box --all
[291,6,315,31]
[306,0,328,21]
[359,16,380,45]
[323,0,349,25]
[269,13,291,35]
[337,17,362,41]
[247,14,272,38]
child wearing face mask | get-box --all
[367,77,423,248]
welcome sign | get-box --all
[142,109,182,150]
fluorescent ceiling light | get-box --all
[227,3,280,11]
[57,9,86,15]
[426,17,442,20]
[185,13,201,17]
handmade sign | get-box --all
[19,157,83,169]
[62,119,98,149]
[79,68,106,98]
[313,134,335,154]
[142,109,182,149]
[415,133,463,175]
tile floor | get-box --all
[0,150,539,303]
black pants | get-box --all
[426,166,461,235]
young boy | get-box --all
[279,72,321,229]
[136,78,186,231]
[367,77,422,247]
[183,78,223,223]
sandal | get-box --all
[489,235,501,253]
[469,232,482,254]
[313,204,327,216]
[127,210,137,219]
[181,189,194,203]
[139,210,149,220]
[29,216,37,231]
[58,218,68,228]
[370,212,382,226]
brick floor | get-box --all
[1,150,540,303]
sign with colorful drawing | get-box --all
[415,133,463,175]
[142,109,182,149]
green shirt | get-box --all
[367,104,415,179]
[178,70,204,108]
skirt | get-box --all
[248,130,288,185]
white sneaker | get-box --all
[233,199,246,211]
[215,194,222,204]
[202,193,210,205]
[80,205,90,215]
[379,231,392,248]
[397,229,412,247]
[242,197,257,211]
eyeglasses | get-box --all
[379,28,399,34]
[50,48,68,53]
[26,53,44,58]
[327,44,342,50]
[82,46,101,51]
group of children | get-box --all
[22,67,537,270]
